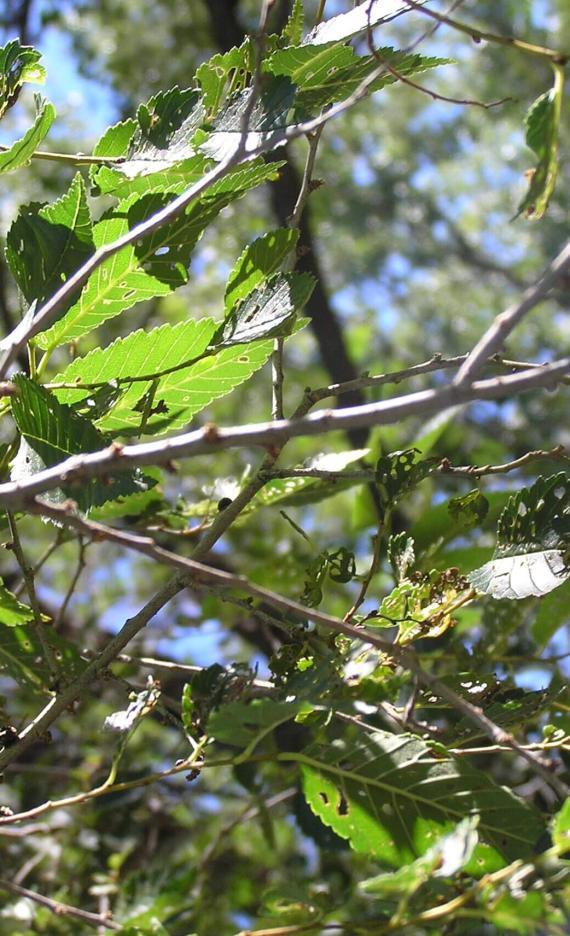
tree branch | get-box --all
[454,239,570,386]
[16,500,570,800]
[1,357,569,508]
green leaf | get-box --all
[300,728,543,869]
[360,817,479,895]
[266,44,447,115]
[10,375,155,511]
[196,42,253,119]
[183,449,370,520]
[181,683,194,734]
[0,581,34,627]
[216,271,314,347]
[0,624,84,690]
[282,0,305,45]
[95,339,273,436]
[199,76,296,162]
[517,71,564,220]
[303,0,427,45]
[208,699,305,750]
[0,99,55,174]
[92,87,205,195]
[6,173,94,319]
[531,577,570,648]
[469,474,570,600]
[37,160,281,350]
[52,319,216,413]
[552,798,570,851]
[0,39,46,119]
[225,228,299,311]
[448,489,489,530]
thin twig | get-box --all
[12,530,64,598]
[271,337,285,421]
[344,530,383,622]
[454,239,570,386]
[18,501,570,799]
[0,878,121,930]
[6,511,59,680]
[54,536,87,629]
[440,445,570,477]
[400,0,568,63]
[0,575,184,772]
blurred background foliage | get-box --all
[0,2,569,933]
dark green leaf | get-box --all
[10,375,155,511]
[0,39,46,119]
[216,271,314,347]
[376,448,436,516]
[448,489,489,529]
[6,173,94,317]
[0,624,84,690]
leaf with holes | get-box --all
[300,728,543,870]
[7,173,94,320]
[196,42,253,119]
[225,228,299,311]
[371,568,469,644]
[452,686,560,746]
[376,448,436,516]
[94,339,273,436]
[0,581,33,627]
[36,160,280,350]
[216,272,314,347]
[51,319,216,416]
[469,474,570,599]
[10,375,155,511]
[0,98,55,175]
[0,39,46,119]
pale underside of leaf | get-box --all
[469,550,570,600]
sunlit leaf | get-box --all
[225,228,299,311]
[0,581,34,627]
[300,728,543,869]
